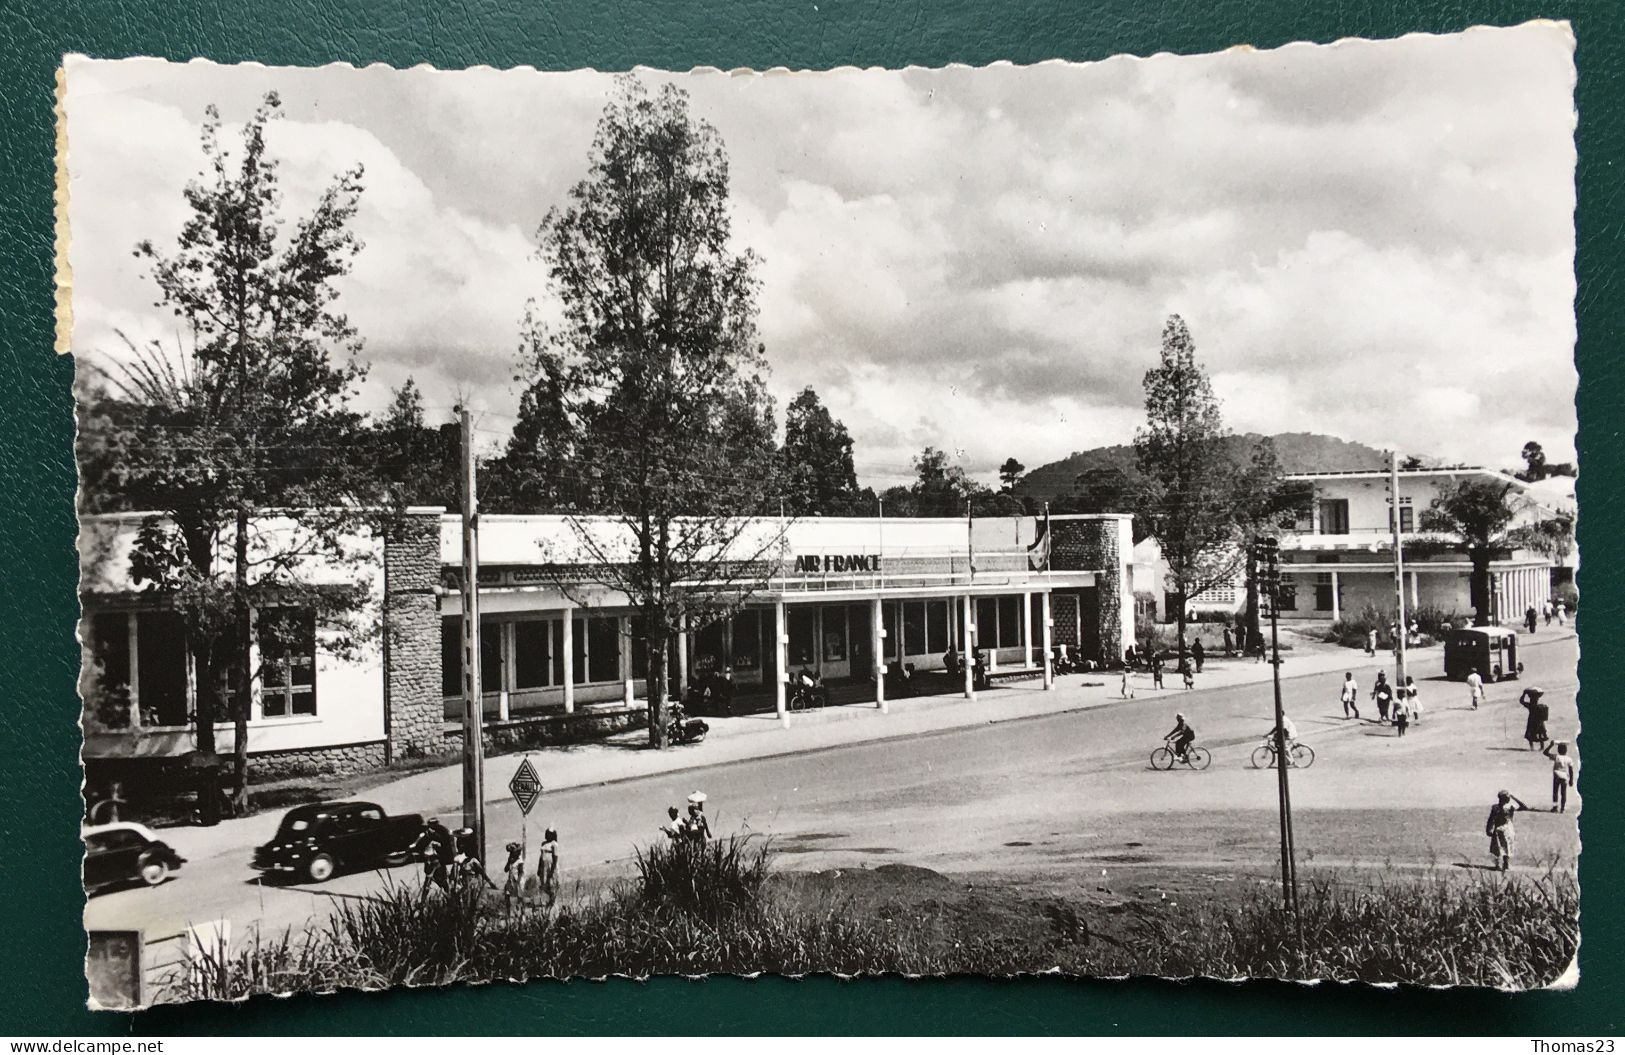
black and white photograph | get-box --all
[64,21,1580,1007]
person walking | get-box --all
[1466,668,1485,710]
[1372,671,1395,724]
[1365,627,1378,657]
[1556,602,1568,627]
[1179,657,1195,690]
[1485,790,1529,872]
[1404,675,1422,723]
[1120,665,1136,699]
[1192,638,1206,674]
[1542,599,1553,627]
[1222,625,1235,657]
[1520,687,1550,750]
[1339,672,1361,720]
[1393,689,1411,737]
[1525,605,1539,635]
[1151,651,1165,689]
[537,829,559,907]
[1543,741,1576,813]
[685,792,712,842]
[660,805,686,841]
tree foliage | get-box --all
[527,77,786,746]
[77,93,378,814]
[1419,478,1565,625]
[780,387,860,515]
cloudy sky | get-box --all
[63,23,1577,487]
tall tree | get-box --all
[370,378,457,509]
[910,445,986,516]
[1520,441,1548,482]
[78,93,376,818]
[1133,315,1244,659]
[531,77,786,748]
[781,387,859,514]
[1420,479,1544,625]
[486,313,582,513]
[1231,439,1316,648]
[997,457,1026,493]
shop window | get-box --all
[788,608,817,667]
[87,613,132,727]
[481,620,504,694]
[822,606,848,663]
[902,602,926,656]
[694,618,727,676]
[997,595,1021,648]
[975,598,998,647]
[513,620,553,689]
[441,616,463,698]
[732,610,762,670]
[137,610,189,726]
[260,608,317,718]
[883,603,901,660]
[587,617,621,683]
[926,601,949,653]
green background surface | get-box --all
[1,0,1618,1036]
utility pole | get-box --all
[1256,537,1300,919]
[459,408,486,865]
[1390,450,1409,690]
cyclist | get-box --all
[1163,712,1196,763]
[1264,713,1300,757]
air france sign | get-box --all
[794,553,883,574]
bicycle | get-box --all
[1150,742,1211,771]
[1250,738,1315,769]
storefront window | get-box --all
[513,619,552,689]
[481,620,504,694]
[788,608,817,666]
[694,618,727,675]
[587,616,620,683]
[87,613,132,728]
[926,601,949,653]
[441,616,462,698]
[137,611,188,726]
[976,598,998,648]
[883,602,900,660]
[902,601,926,656]
[732,610,761,670]
[998,595,1021,648]
[822,606,847,662]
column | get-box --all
[561,606,575,714]
[126,612,141,728]
[1409,570,1419,609]
[677,613,689,697]
[962,594,976,700]
[774,599,789,727]
[1041,591,1054,690]
[1022,591,1033,668]
[872,596,887,713]
[1329,570,1341,624]
[621,616,635,707]
[497,621,512,721]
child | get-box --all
[537,828,559,908]
[1339,672,1360,720]
[1372,672,1394,724]
[1404,676,1422,723]
[501,840,525,900]
[1543,741,1576,813]
[1467,668,1485,710]
[1393,689,1410,737]
[1120,666,1135,699]
[1180,659,1194,691]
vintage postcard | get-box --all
[63,22,1579,1007]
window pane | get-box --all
[88,613,131,727]
[260,609,316,718]
[480,620,503,693]
[882,603,900,660]
[998,596,1021,648]
[788,608,817,666]
[513,620,552,689]
[732,611,761,670]
[572,618,587,685]
[926,601,948,654]
[441,617,463,698]
[588,617,620,683]
[976,598,998,648]
[694,618,727,675]
[822,606,847,662]
[137,611,188,726]
[903,602,926,656]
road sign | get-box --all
[508,757,543,816]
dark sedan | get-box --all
[252,801,423,883]
[83,822,186,895]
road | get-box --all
[86,635,1582,949]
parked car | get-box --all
[1443,627,1524,682]
[252,801,423,883]
[83,822,185,895]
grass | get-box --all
[157,842,1579,1003]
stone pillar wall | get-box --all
[384,508,445,761]
[1051,515,1135,667]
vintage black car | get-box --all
[83,822,186,895]
[252,801,423,883]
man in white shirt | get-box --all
[1467,668,1485,711]
[1339,672,1360,720]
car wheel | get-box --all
[138,855,169,887]
[306,853,337,883]
[382,851,411,868]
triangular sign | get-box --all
[508,758,543,816]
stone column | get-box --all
[383,507,446,762]
[1330,570,1341,623]
[561,605,575,714]
[872,596,887,713]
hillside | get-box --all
[1016,432,1392,502]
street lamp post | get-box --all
[1255,537,1299,920]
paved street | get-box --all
[86,634,1582,952]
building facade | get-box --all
[1273,467,1573,624]
[79,509,1134,775]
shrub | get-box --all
[633,834,771,920]
[1552,581,1578,612]
[1326,602,1386,649]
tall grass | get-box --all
[156,851,1579,1002]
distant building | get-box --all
[1273,466,1574,624]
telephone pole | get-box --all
[459,408,487,864]
[1255,537,1299,919]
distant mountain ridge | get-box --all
[1015,432,1392,502]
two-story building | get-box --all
[79,510,1135,778]
[1273,467,1574,624]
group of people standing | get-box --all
[660,791,714,844]
[1336,670,1423,735]
[1121,638,1206,698]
